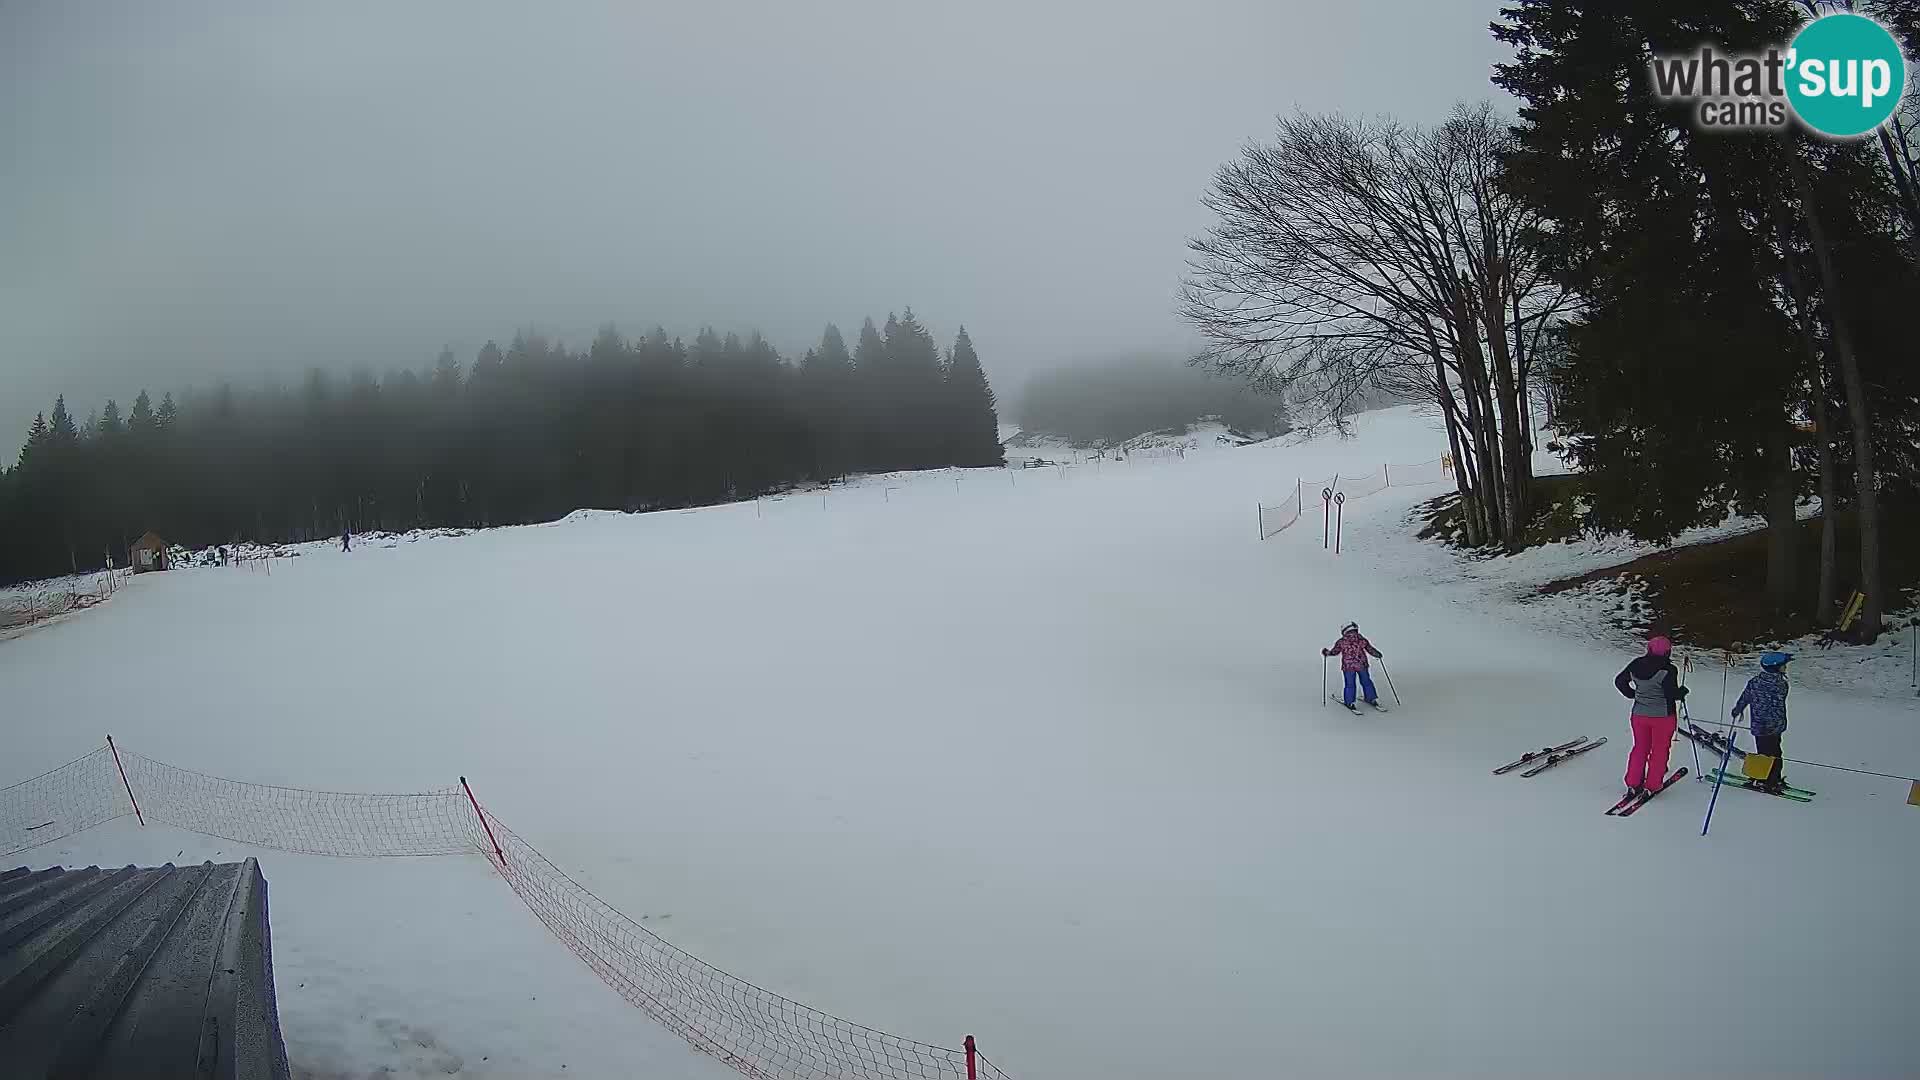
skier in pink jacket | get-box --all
[1323,622,1384,709]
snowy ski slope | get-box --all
[4,405,1916,1078]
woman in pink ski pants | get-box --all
[1613,635,1688,793]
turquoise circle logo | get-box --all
[1786,14,1907,138]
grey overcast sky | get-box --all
[0,0,1512,445]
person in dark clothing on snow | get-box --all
[1615,635,1688,795]
[1324,622,1384,708]
[1732,652,1792,790]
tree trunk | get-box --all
[1789,153,1882,641]
[1456,381,1497,544]
[1769,192,1833,619]
[1479,292,1530,548]
[1432,353,1485,546]
[1511,292,1537,461]
[1763,420,1797,615]
[1471,375,1507,542]
[1813,381,1837,616]
[1441,398,1481,545]
[1451,299,1507,543]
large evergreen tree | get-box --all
[128,391,155,433]
[942,328,1003,466]
[18,413,48,468]
[800,324,857,477]
[881,309,948,469]
[48,397,78,445]
[1493,0,1917,631]
[851,317,890,467]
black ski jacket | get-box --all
[1616,654,1687,717]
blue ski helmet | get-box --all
[1760,651,1793,670]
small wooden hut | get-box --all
[132,532,169,573]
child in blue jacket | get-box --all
[1731,652,1792,790]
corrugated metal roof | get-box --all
[0,858,290,1080]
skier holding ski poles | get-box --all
[1614,635,1688,795]
[1731,652,1793,791]
[1324,622,1384,712]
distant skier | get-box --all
[1731,652,1792,791]
[1614,635,1688,795]
[341,527,352,553]
[1323,622,1384,710]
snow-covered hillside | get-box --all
[5,405,1916,1078]
[1001,417,1269,467]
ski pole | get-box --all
[1378,658,1402,706]
[1679,656,1700,776]
[1700,701,1740,838]
[1681,699,1701,776]
[1321,653,1328,707]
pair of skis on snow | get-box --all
[1604,768,1689,817]
[1492,736,1606,778]
[1330,696,1389,715]
[1704,770,1816,802]
[1491,738,1685,816]
[1681,724,1816,801]
[1680,722,1745,759]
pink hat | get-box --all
[1647,636,1672,657]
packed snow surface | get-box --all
[5,405,1915,1078]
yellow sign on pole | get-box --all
[1907,781,1920,808]
[1743,754,1776,781]
[1838,591,1866,632]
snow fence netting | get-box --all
[0,746,131,857]
[0,569,132,633]
[1385,457,1448,488]
[0,740,1015,1080]
[1259,458,1454,540]
[1258,481,1304,539]
[1334,470,1389,500]
[116,749,484,857]
[483,813,1012,1080]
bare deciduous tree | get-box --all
[1182,103,1570,548]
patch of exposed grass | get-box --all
[1535,502,1920,650]
[1414,474,1917,650]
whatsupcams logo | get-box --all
[1649,13,1907,138]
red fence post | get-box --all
[106,734,144,827]
[964,1035,978,1080]
[461,776,507,866]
